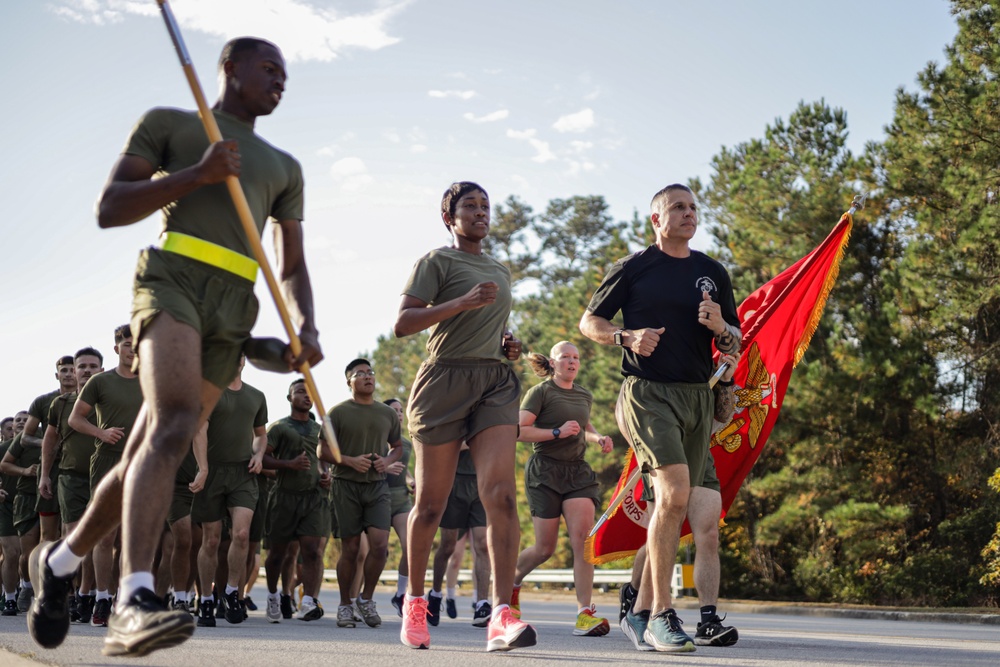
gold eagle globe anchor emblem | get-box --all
[710,342,777,453]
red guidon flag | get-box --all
[586,211,854,564]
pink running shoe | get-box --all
[487,605,537,652]
[400,597,430,649]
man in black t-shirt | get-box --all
[580,183,740,653]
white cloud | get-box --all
[567,160,596,176]
[462,109,509,123]
[329,156,373,191]
[505,128,555,163]
[382,130,402,143]
[569,140,594,153]
[48,0,409,62]
[316,145,337,157]
[428,90,476,100]
[410,144,428,153]
[553,108,595,133]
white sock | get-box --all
[446,587,456,599]
[268,591,279,600]
[118,572,155,603]
[579,606,592,614]
[47,543,84,578]
[396,575,408,596]
[5,593,14,601]
[175,591,188,602]
[429,589,443,598]
[302,595,314,607]
[476,599,490,610]
[491,603,509,620]
[225,585,238,595]
[357,596,368,604]
[404,593,421,602]
[202,595,214,604]
[96,590,111,601]
[21,580,32,590]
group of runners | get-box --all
[3,35,745,658]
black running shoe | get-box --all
[280,593,293,619]
[2,599,17,616]
[446,597,458,619]
[243,595,258,611]
[391,592,404,618]
[472,601,491,628]
[224,591,244,624]
[27,541,74,648]
[197,599,217,627]
[103,588,195,657]
[91,598,112,627]
[426,594,442,627]
[69,592,80,623]
[618,582,637,622]
[694,614,739,647]
[77,594,95,624]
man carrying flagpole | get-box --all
[580,183,740,653]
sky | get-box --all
[1,0,957,419]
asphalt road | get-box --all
[1,587,998,666]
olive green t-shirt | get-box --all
[124,108,305,257]
[206,383,268,465]
[402,247,512,361]
[266,416,321,493]
[328,400,401,483]
[7,433,40,496]
[47,392,97,475]
[28,389,61,437]
[520,379,593,462]
[78,370,144,456]
[0,439,17,503]
[386,437,412,489]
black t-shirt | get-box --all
[587,246,739,383]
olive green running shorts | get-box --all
[619,377,713,487]
[90,449,123,494]
[524,455,600,519]
[35,467,61,515]
[14,493,39,536]
[265,489,326,543]
[58,471,91,524]
[130,248,259,390]
[191,463,259,524]
[389,485,413,518]
[331,479,391,538]
[440,474,486,530]
[168,483,194,525]
[0,501,16,538]
[248,476,268,543]
[407,359,519,445]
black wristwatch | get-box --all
[552,428,561,439]
[613,329,626,347]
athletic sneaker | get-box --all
[390,592,404,618]
[265,594,281,623]
[243,595,258,611]
[216,591,228,619]
[197,599,216,627]
[400,597,430,649]
[446,597,457,619]
[510,585,521,619]
[280,593,293,619]
[223,591,244,624]
[618,582,637,622]
[425,593,442,627]
[102,587,195,657]
[643,609,695,653]
[337,604,356,628]
[486,605,537,652]
[695,614,739,646]
[620,609,655,652]
[3,599,18,616]
[26,541,72,648]
[356,598,381,627]
[17,586,34,612]
[91,598,112,627]
[471,601,491,628]
[170,599,191,615]
[69,593,80,623]
[574,605,610,637]
[77,594,95,624]
[296,598,324,621]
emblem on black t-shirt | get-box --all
[695,276,718,295]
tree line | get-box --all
[369,0,1000,607]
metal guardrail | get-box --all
[262,565,693,598]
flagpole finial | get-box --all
[849,192,868,215]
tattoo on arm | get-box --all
[715,323,741,354]
[713,384,737,424]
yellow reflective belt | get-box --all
[159,232,258,282]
